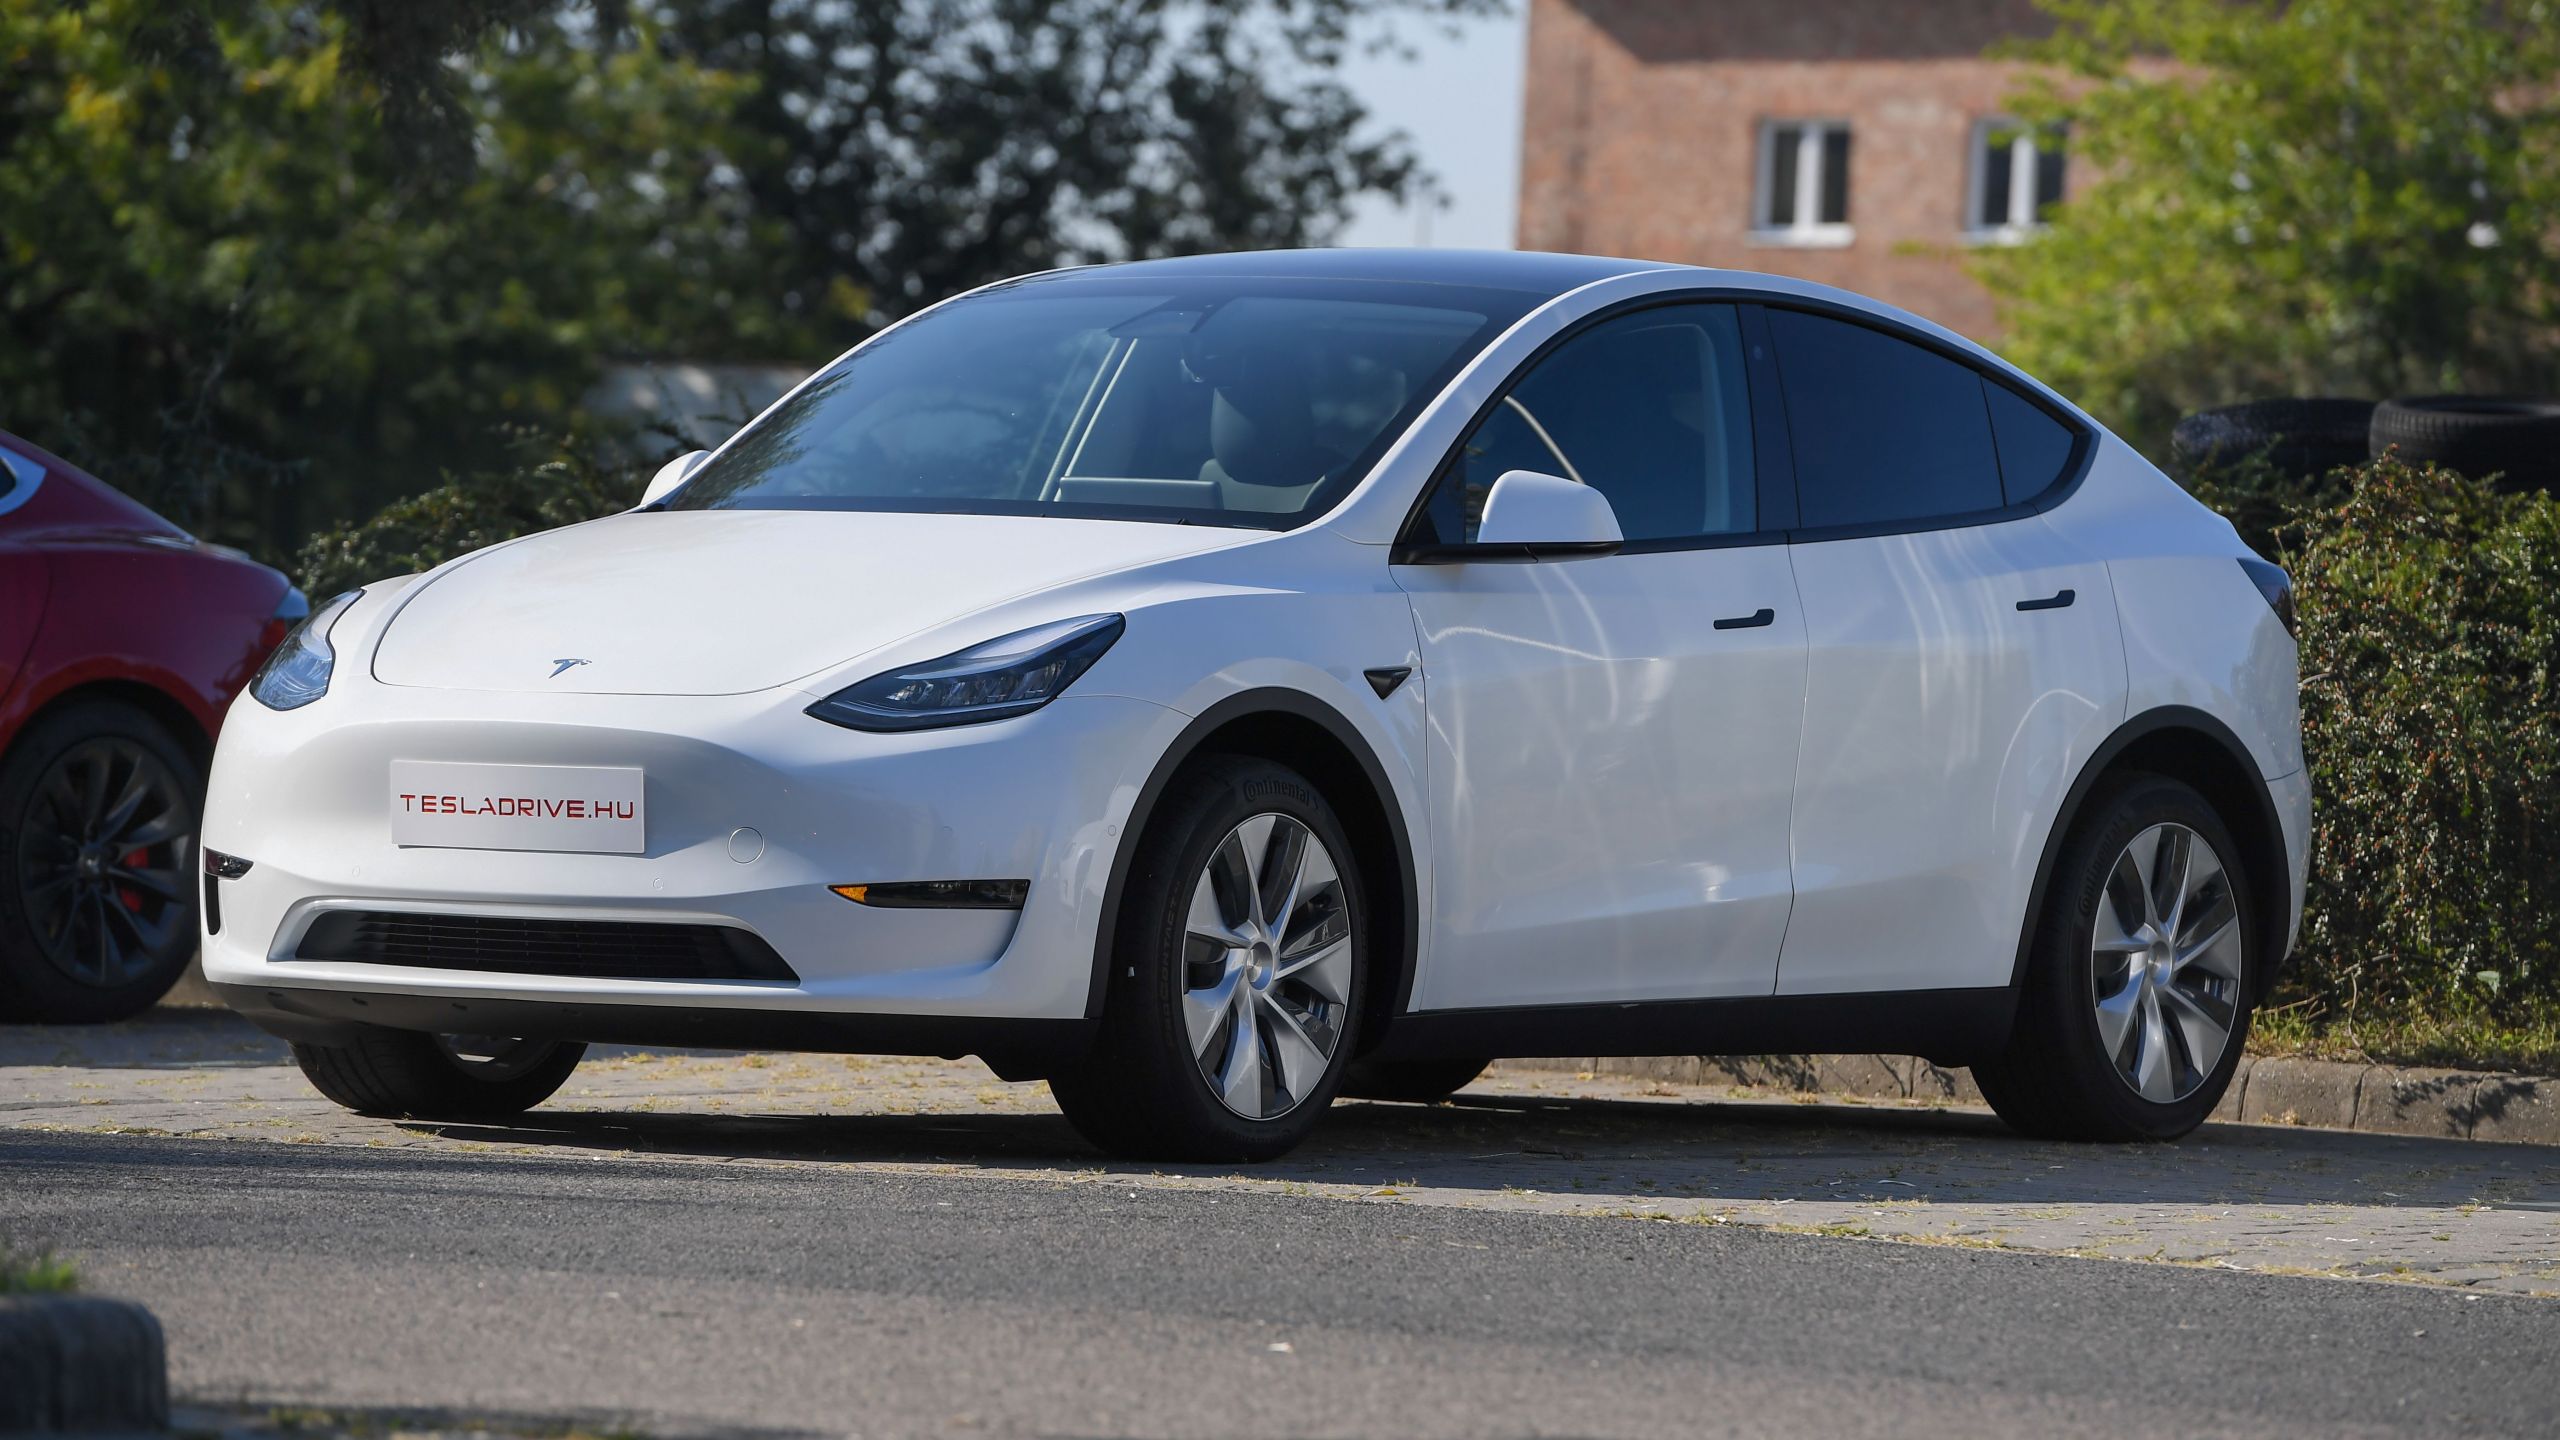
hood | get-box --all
[370,509,1239,695]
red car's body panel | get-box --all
[0,430,294,763]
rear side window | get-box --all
[1766,309,2002,529]
[1983,381,2080,505]
[0,451,42,516]
[1418,303,1758,545]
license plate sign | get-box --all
[390,761,644,854]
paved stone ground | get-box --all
[7,1009,2558,1299]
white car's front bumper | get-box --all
[201,683,1185,1060]
[2269,764,2313,958]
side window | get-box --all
[0,451,41,517]
[1419,304,1758,546]
[1765,309,2002,529]
[1983,381,2080,505]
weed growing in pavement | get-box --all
[0,1241,77,1293]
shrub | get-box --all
[293,427,661,598]
[2277,456,2560,1032]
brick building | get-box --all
[1518,0,2066,338]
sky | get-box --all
[1333,6,1530,251]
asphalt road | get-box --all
[6,1130,2555,1438]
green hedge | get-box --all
[293,428,652,599]
[2255,457,2560,1035]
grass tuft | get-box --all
[2250,1001,2560,1076]
[0,1242,78,1295]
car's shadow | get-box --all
[0,1006,294,1070]
[397,1084,2560,1213]
[18,1008,2554,1212]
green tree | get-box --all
[4,0,1497,565]
[651,0,1500,330]
[0,0,783,558]
[1973,0,2560,453]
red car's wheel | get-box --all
[0,700,202,1023]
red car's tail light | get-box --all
[256,586,312,655]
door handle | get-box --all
[2016,589,2076,612]
[1713,607,1776,630]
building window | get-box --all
[1753,121,1853,246]
[1967,120,2065,240]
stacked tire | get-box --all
[2368,396,2560,494]
[2168,397,2375,480]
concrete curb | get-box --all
[0,1295,170,1433]
[1498,1053,2560,1145]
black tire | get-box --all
[1975,774,2256,1142]
[1339,1056,1487,1103]
[0,701,204,1024]
[292,1027,585,1120]
[2369,395,2560,493]
[2169,397,2374,480]
[1049,755,1367,1163]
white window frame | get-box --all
[1750,120,1854,248]
[1964,118,2062,244]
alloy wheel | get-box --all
[2089,821,2243,1103]
[1181,813,1354,1120]
[13,738,192,988]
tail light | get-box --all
[257,586,312,656]
[2238,558,2296,639]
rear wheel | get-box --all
[292,1026,585,1120]
[0,702,203,1023]
[1340,1056,1487,1103]
[1050,756,1364,1162]
[1976,774,2254,1141]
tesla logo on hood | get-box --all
[548,658,591,678]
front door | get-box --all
[1393,303,1806,1010]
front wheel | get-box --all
[292,1026,585,1120]
[1975,774,2255,1141]
[1050,756,1365,1162]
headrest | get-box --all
[1193,334,1332,490]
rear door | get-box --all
[1761,307,2126,996]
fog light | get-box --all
[202,848,251,937]
[830,880,1029,909]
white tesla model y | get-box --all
[204,250,2307,1160]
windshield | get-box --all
[667,276,1531,528]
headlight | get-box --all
[249,589,362,711]
[806,614,1125,732]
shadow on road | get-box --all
[0,1008,293,1071]
[13,1007,2554,1215]
[174,1397,821,1440]
[392,1085,2560,1213]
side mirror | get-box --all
[1475,469,1624,553]
[639,449,711,508]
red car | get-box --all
[0,429,302,1022]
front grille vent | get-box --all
[293,911,797,983]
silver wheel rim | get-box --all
[435,1034,556,1082]
[2090,822,2244,1104]
[1182,813,1354,1121]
